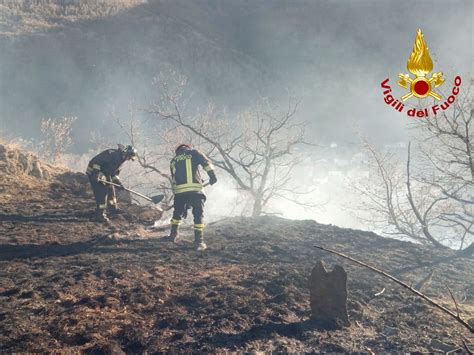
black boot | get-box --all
[93,208,110,224]
[108,204,121,216]
[168,224,179,242]
[194,229,207,251]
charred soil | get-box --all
[0,144,473,352]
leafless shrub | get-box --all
[353,87,473,251]
[40,116,77,164]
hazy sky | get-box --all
[287,0,473,146]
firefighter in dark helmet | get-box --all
[169,144,217,250]
[86,144,137,223]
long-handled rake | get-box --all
[102,180,165,204]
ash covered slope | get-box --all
[0,144,473,353]
[0,143,162,243]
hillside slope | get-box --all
[0,0,144,35]
[4,1,470,148]
[0,0,274,145]
[0,144,473,352]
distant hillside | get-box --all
[0,0,144,35]
[0,0,470,150]
[0,0,277,148]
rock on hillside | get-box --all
[0,143,58,179]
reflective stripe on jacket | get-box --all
[86,149,125,178]
[170,149,214,194]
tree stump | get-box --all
[309,260,349,328]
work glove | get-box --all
[208,172,217,186]
[97,175,107,185]
[112,176,124,190]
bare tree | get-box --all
[353,88,473,251]
[149,72,317,217]
[412,90,474,250]
[352,138,433,244]
[40,116,77,164]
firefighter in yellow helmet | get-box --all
[168,144,217,250]
[86,144,137,223]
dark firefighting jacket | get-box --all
[86,149,126,184]
[170,148,214,194]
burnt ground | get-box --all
[0,144,473,353]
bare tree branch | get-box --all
[149,73,317,217]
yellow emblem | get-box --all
[398,29,444,101]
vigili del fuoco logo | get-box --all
[381,29,462,118]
